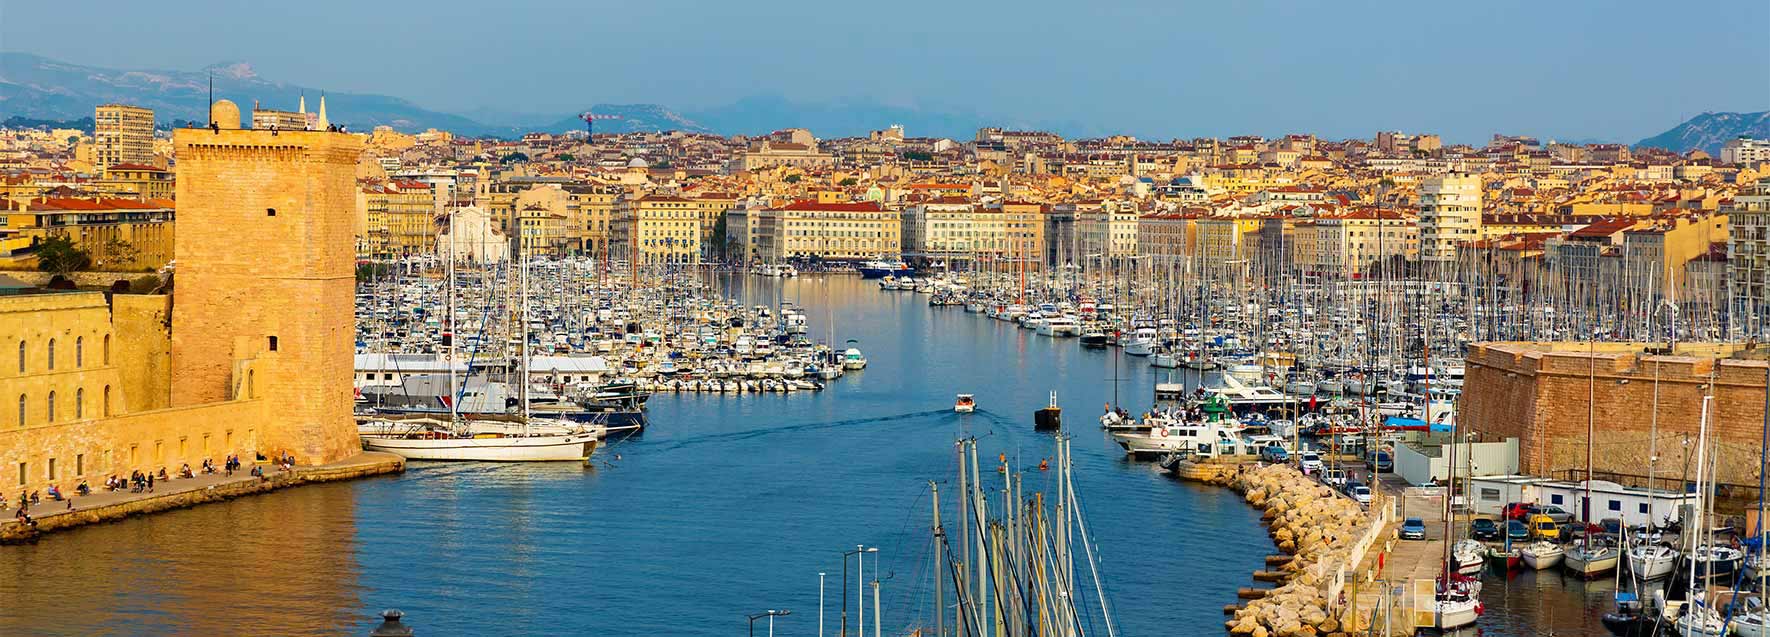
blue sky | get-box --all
[2,0,1765,143]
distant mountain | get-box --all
[0,52,495,135]
[534,104,712,135]
[677,95,994,139]
[1634,111,1770,155]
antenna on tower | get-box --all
[207,72,215,124]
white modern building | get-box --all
[1418,174,1483,268]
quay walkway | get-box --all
[0,452,404,544]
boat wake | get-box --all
[649,409,957,451]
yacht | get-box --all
[1038,316,1082,337]
[841,346,869,370]
[1452,539,1487,575]
[1204,374,1301,411]
[359,417,601,462]
[1123,328,1158,356]
[858,260,913,279]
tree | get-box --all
[784,174,802,183]
[500,152,529,163]
[558,153,575,162]
[839,177,858,186]
[98,238,140,270]
[35,236,91,276]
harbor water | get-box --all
[1,274,1596,635]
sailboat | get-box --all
[1564,534,1621,578]
[359,228,600,463]
[1670,395,1730,637]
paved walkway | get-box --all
[2,453,403,541]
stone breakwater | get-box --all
[1203,463,1402,637]
[1,452,403,544]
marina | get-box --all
[0,274,1638,634]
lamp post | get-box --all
[819,572,826,637]
[748,609,790,637]
[840,545,876,637]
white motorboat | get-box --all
[1627,543,1680,580]
[1037,315,1082,337]
[1150,350,1179,369]
[1283,379,1317,396]
[1563,537,1621,578]
[954,394,975,413]
[842,347,868,370]
[1452,540,1487,576]
[1204,374,1299,411]
[1122,328,1158,356]
[1520,541,1564,570]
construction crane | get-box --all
[578,112,623,140]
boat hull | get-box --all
[362,433,599,462]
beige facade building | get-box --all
[753,194,899,262]
[1,197,176,270]
[359,180,437,258]
[1419,174,1483,268]
[611,195,702,265]
[94,104,155,169]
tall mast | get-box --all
[449,208,459,424]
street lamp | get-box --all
[840,545,877,637]
[748,609,791,637]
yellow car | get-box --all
[1528,513,1561,539]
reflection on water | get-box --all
[0,481,368,635]
[0,275,1601,635]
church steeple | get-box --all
[299,91,307,114]
[316,92,329,130]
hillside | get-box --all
[1634,111,1770,155]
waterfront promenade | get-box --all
[1,452,404,544]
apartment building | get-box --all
[1419,174,1483,268]
[94,104,155,169]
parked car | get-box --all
[1297,452,1323,474]
[1341,478,1364,496]
[1365,449,1393,473]
[1400,517,1427,540]
[1349,484,1374,506]
[1321,468,1347,489]
[1537,504,1576,525]
[1470,518,1501,541]
[1506,519,1531,542]
[1503,502,1540,521]
[1528,513,1561,540]
[1260,445,1290,463]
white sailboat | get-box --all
[1627,543,1680,581]
[1520,540,1564,570]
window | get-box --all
[47,458,55,481]
[103,335,110,365]
[75,388,84,419]
[16,462,23,486]
[76,336,83,367]
[16,394,24,426]
[46,391,55,422]
[76,454,84,477]
[1550,494,1563,505]
[47,338,55,370]
[1609,500,1622,511]
[267,208,277,217]
[1639,502,1649,514]
[268,336,279,352]
[17,341,24,373]
[103,386,111,417]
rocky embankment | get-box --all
[1209,463,1403,637]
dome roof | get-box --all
[626,157,650,168]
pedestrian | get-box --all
[147,473,154,492]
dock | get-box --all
[1,452,404,544]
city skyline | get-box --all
[2,0,1766,143]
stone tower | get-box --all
[170,100,364,464]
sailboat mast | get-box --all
[449,208,459,424]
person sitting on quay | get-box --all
[76,480,91,497]
[250,465,266,481]
[29,491,41,505]
[201,458,216,475]
[46,484,62,501]
[156,467,168,481]
[179,463,194,479]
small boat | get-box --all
[955,394,976,413]
[1564,536,1621,578]
[1486,545,1522,571]
[1521,540,1564,570]
[1150,351,1179,369]
[1600,591,1655,637]
[1034,392,1062,430]
[1627,543,1679,581]
[1452,539,1487,576]
[842,344,868,370]
[1078,330,1109,347]
[1685,545,1744,583]
[1431,573,1482,629]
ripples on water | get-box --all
[0,276,1592,635]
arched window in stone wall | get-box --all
[103,335,111,366]
[103,386,112,418]
[15,394,23,426]
[46,391,55,422]
[16,342,23,373]
[47,339,55,371]
[76,388,84,419]
[76,336,84,368]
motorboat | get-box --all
[1203,373,1300,411]
[1685,545,1744,583]
[1627,543,1679,581]
[842,347,868,370]
[1564,536,1621,578]
[1431,573,1482,629]
[1038,315,1082,337]
[858,260,913,279]
[1150,350,1179,369]
[1452,539,1487,576]
[1122,328,1158,356]
[1078,329,1109,347]
[1600,591,1654,637]
[955,394,976,413]
[1033,392,1062,430]
[1520,540,1564,570]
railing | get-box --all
[1324,492,1396,612]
